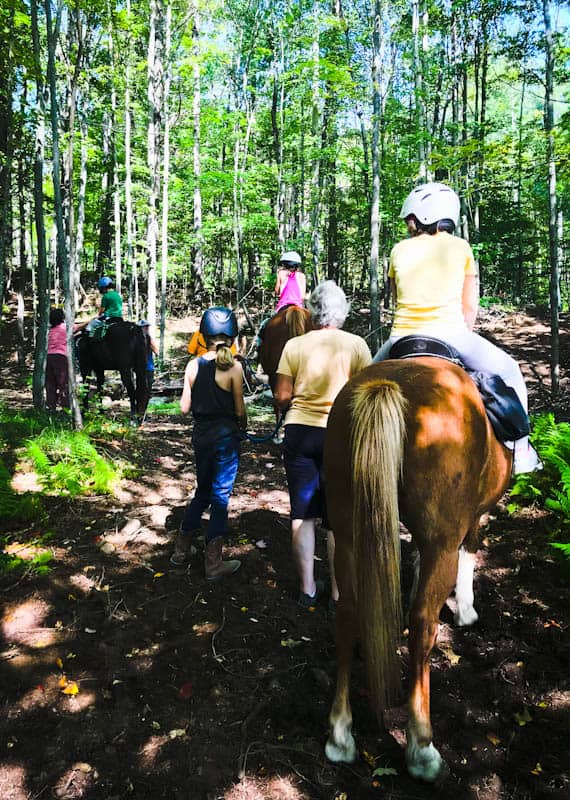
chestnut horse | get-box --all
[259,305,312,443]
[323,358,512,782]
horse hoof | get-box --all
[406,741,445,783]
[454,605,479,627]
[325,735,357,764]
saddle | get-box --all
[90,316,123,342]
[388,335,530,443]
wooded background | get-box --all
[0,0,568,397]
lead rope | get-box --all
[241,413,285,444]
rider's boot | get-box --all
[204,537,241,581]
[170,529,196,566]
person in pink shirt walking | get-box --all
[46,308,69,412]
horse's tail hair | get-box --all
[350,378,407,712]
[285,305,308,338]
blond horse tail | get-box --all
[285,306,308,338]
[350,378,408,712]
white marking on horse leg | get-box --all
[325,710,357,763]
[454,547,479,627]
[406,729,443,782]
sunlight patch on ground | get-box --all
[10,470,42,493]
[225,775,309,800]
[2,599,52,646]
[0,763,28,800]
[52,762,97,798]
[138,734,169,769]
[544,689,570,711]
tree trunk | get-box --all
[0,7,14,315]
[191,1,203,294]
[45,0,82,428]
[368,0,382,355]
[125,0,135,317]
[159,0,171,363]
[146,0,162,328]
[31,0,49,409]
[543,0,559,397]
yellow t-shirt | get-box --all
[277,329,372,428]
[389,231,477,335]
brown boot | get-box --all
[170,530,193,566]
[204,537,241,581]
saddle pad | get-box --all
[389,335,462,365]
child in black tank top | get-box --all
[170,308,247,580]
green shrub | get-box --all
[24,428,120,496]
[510,414,570,561]
[0,456,41,522]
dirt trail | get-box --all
[1,308,569,800]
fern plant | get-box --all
[510,414,570,561]
[24,429,120,496]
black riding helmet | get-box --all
[199,306,238,339]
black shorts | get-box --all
[283,424,329,527]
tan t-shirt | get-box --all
[277,328,372,428]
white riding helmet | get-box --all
[399,182,460,227]
[279,250,302,266]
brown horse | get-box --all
[323,358,512,782]
[259,305,312,442]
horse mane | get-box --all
[285,305,309,338]
[350,378,407,710]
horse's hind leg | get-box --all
[406,545,458,782]
[120,369,137,421]
[454,520,480,627]
[325,537,358,764]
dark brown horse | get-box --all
[323,358,511,782]
[259,305,312,442]
[76,321,150,424]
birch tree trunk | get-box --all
[543,0,559,397]
[31,0,49,408]
[368,0,383,354]
[0,7,14,314]
[159,0,171,363]
[75,112,88,301]
[125,0,136,318]
[190,1,204,294]
[146,0,162,329]
[109,7,122,293]
[45,0,82,428]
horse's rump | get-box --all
[259,305,312,385]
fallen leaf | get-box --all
[56,657,64,670]
[255,540,267,549]
[153,572,165,579]
[168,728,186,739]
[544,619,562,629]
[249,617,259,623]
[530,762,543,775]
[372,766,398,777]
[486,732,501,746]
[100,542,115,554]
[437,643,461,665]
[63,681,79,695]
[68,594,76,601]
[240,606,248,612]
[151,721,161,730]
[513,708,532,726]
[537,701,548,708]
[84,628,97,634]
[281,638,303,648]
[74,763,92,773]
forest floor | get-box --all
[0,305,569,800]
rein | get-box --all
[241,413,285,444]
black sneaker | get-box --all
[297,579,324,609]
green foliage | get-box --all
[24,429,120,496]
[146,399,180,415]
[510,414,570,561]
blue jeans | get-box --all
[181,432,240,542]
